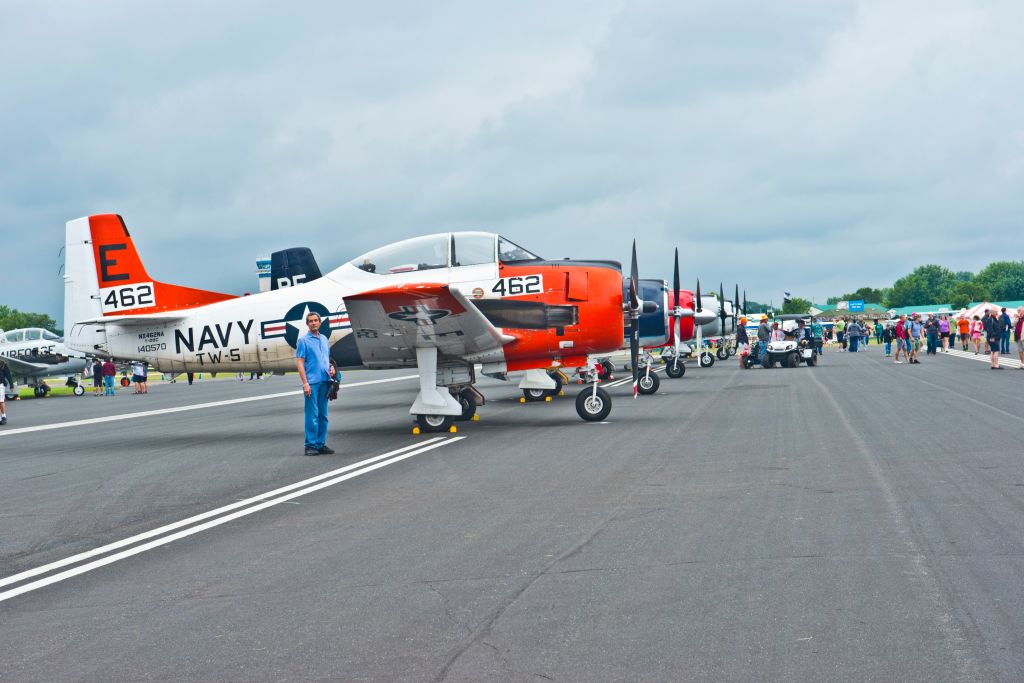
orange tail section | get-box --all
[89,214,236,316]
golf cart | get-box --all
[758,315,817,368]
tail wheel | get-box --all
[545,371,564,397]
[416,414,454,433]
[638,371,660,395]
[456,390,477,421]
[785,352,800,368]
[716,347,729,360]
[699,353,715,368]
[576,387,612,422]
[664,361,685,378]
[522,388,547,402]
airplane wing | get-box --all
[0,355,50,375]
[73,313,190,325]
[344,283,513,366]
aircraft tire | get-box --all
[726,346,737,357]
[638,372,660,395]
[665,361,685,378]
[416,414,454,433]
[699,352,715,368]
[576,387,612,422]
[456,390,477,421]
[73,384,85,396]
[522,388,547,402]
[544,371,564,397]
[716,347,729,361]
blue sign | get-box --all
[848,300,865,312]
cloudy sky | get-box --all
[3,0,1023,323]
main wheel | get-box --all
[716,347,729,360]
[73,384,85,396]
[456,390,477,421]
[522,388,547,402]
[726,346,737,357]
[576,387,612,422]
[416,414,454,433]
[638,371,660,395]
[785,352,800,368]
[699,352,715,368]
[601,360,615,380]
[545,371,564,397]
[664,360,685,378]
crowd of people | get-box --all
[827,306,1023,370]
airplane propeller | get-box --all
[734,284,740,334]
[719,283,728,336]
[627,240,641,398]
[695,279,703,366]
[669,248,683,376]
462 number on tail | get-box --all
[100,282,155,313]
[491,274,542,297]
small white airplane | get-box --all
[0,327,91,396]
[63,214,632,431]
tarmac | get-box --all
[1,348,1022,681]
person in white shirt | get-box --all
[131,360,148,394]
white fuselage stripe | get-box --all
[0,375,417,438]
[0,436,464,602]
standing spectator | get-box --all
[1015,307,1024,369]
[893,315,908,364]
[957,316,971,351]
[881,322,893,357]
[847,319,862,352]
[863,320,870,347]
[736,316,749,368]
[938,315,950,352]
[296,311,337,456]
[835,318,847,351]
[131,360,146,394]
[908,314,924,364]
[811,318,824,357]
[0,359,12,425]
[924,315,939,355]
[101,358,117,395]
[92,358,104,396]
[874,320,884,345]
[971,315,984,354]
[757,315,770,358]
[999,307,1012,354]
[770,321,785,341]
[984,308,1005,369]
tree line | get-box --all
[824,260,1024,311]
[0,305,59,335]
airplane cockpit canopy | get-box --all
[350,232,541,275]
[0,328,61,344]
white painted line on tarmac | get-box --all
[0,436,463,603]
[0,375,417,438]
[603,366,666,388]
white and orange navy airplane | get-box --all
[63,214,638,431]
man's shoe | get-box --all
[0,416,7,425]
[304,448,320,456]
[318,446,335,455]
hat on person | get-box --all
[739,317,747,324]
[761,315,768,321]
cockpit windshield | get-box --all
[42,330,61,341]
[350,234,450,275]
[498,236,541,263]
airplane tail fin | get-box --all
[63,214,235,327]
[270,247,323,290]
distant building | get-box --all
[257,257,271,292]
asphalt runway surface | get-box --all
[1,350,1023,682]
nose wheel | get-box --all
[576,386,612,421]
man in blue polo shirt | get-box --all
[296,311,337,455]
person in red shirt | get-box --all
[893,315,908,364]
[101,358,117,396]
[1015,307,1024,369]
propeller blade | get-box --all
[631,323,640,398]
[719,283,727,333]
[696,279,702,313]
[630,239,640,397]
[630,240,639,295]
[734,284,740,333]
[672,248,682,372]
[743,290,748,316]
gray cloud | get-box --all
[2,0,1022,323]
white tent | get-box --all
[960,301,996,319]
